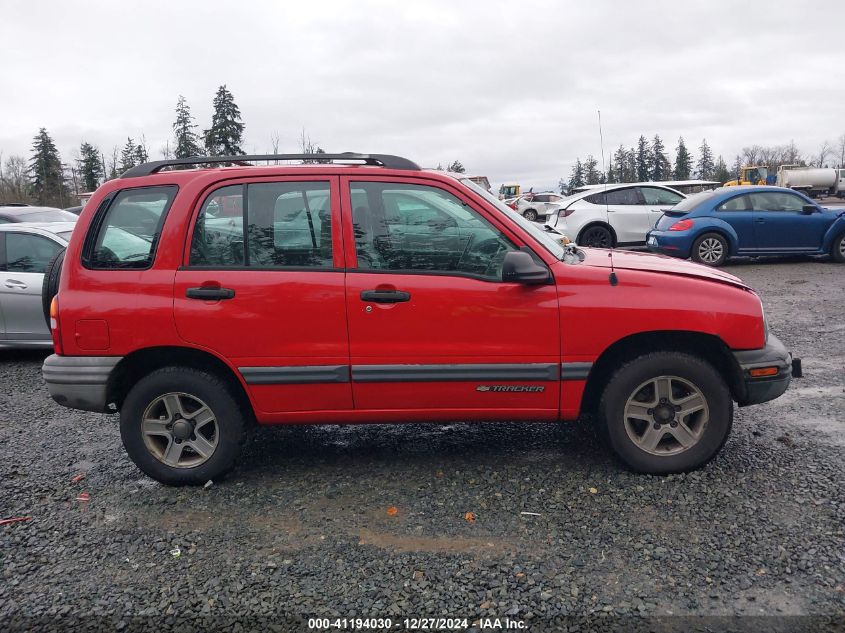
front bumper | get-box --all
[732,334,793,406]
[42,354,122,413]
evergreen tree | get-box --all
[696,138,715,180]
[28,128,67,206]
[673,137,693,180]
[612,145,627,183]
[134,136,149,165]
[173,95,203,158]
[605,162,616,184]
[635,136,651,181]
[583,155,600,185]
[732,155,743,179]
[119,138,137,173]
[651,134,671,181]
[625,148,637,183]
[558,178,568,195]
[714,155,731,183]
[447,160,466,173]
[77,142,103,191]
[568,158,585,189]
[204,85,245,156]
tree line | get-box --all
[561,134,845,193]
[0,85,249,207]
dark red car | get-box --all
[42,153,793,485]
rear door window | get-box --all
[605,187,642,205]
[85,186,177,269]
[639,187,684,206]
[190,181,333,268]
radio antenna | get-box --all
[597,109,617,285]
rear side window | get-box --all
[85,186,176,269]
[717,195,751,212]
[3,233,63,273]
[190,181,333,268]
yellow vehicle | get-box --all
[498,184,521,198]
[724,166,770,187]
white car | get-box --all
[514,192,566,222]
[0,223,73,348]
[544,184,685,247]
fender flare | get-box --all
[821,214,845,252]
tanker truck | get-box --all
[777,165,845,198]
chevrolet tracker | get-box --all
[41,153,794,485]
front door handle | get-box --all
[360,289,411,303]
[186,287,235,300]
[4,279,27,289]
[755,218,766,224]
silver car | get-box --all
[0,223,74,348]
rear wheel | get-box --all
[41,248,65,326]
[691,232,727,266]
[599,352,733,474]
[522,209,538,222]
[579,225,614,248]
[832,233,845,263]
[120,367,246,485]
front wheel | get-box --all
[120,367,247,485]
[599,352,733,474]
[691,232,728,266]
[831,233,845,263]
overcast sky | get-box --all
[2,0,844,190]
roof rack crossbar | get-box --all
[121,153,420,178]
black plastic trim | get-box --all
[121,153,420,178]
[351,363,559,383]
[239,365,350,385]
[560,362,593,380]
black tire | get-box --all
[691,232,728,266]
[522,209,538,222]
[599,352,733,474]
[120,367,247,485]
[578,224,614,248]
[41,248,66,326]
[831,233,845,263]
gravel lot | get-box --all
[1,258,843,632]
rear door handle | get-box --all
[4,279,27,289]
[186,287,235,300]
[360,289,411,303]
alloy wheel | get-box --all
[698,237,724,264]
[623,375,710,456]
[141,392,219,468]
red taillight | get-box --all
[50,296,63,354]
[559,208,575,218]
[669,218,694,231]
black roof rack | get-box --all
[121,153,420,178]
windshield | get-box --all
[17,209,78,222]
[460,178,565,259]
[669,190,717,213]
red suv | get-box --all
[41,153,793,485]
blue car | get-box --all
[646,186,845,267]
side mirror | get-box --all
[502,250,550,285]
[800,205,817,214]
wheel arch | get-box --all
[579,330,744,417]
[106,346,254,416]
[695,220,739,255]
[577,221,617,247]
[821,218,845,252]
